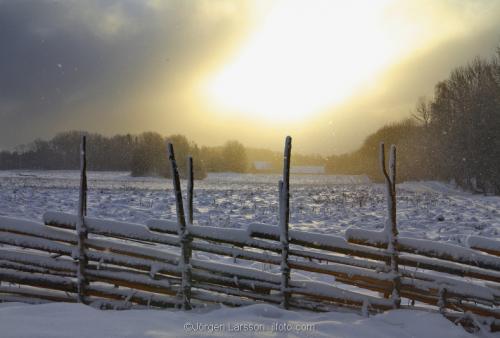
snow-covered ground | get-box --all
[0,302,474,338]
[0,170,498,245]
[0,170,498,337]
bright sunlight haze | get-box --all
[204,0,455,122]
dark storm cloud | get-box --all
[0,0,250,149]
[0,1,149,147]
[1,0,499,154]
[0,2,130,105]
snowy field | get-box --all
[0,170,499,337]
[0,170,498,245]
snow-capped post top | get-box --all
[187,156,194,225]
[389,145,396,194]
[167,143,186,232]
[379,142,390,186]
[78,134,87,219]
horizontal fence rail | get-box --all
[0,137,499,333]
[0,213,499,331]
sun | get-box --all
[203,0,407,123]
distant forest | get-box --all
[327,48,500,194]
[0,132,225,179]
[0,131,324,179]
[1,48,499,194]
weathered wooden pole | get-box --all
[187,156,194,225]
[438,287,447,314]
[280,136,292,309]
[76,135,88,304]
[379,142,401,309]
[167,143,192,310]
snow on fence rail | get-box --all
[345,228,500,271]
[468,236,500,257]
[0,136,499,333]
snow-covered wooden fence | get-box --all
[0,137,499,333]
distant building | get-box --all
[290,166,325,174]
[252,161,273,171]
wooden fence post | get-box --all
[187,156,194,225]
[76,135,88,304]
[280,136,292,309]
[379,142,401,309]
[438,287,447,314]
[167,143,192,310]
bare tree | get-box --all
[412,96,432,127]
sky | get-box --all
[0,0,499,154]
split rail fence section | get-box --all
[0,136,499,332]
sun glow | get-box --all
[204,0,417,122]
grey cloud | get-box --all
[0,0,251,149]
[1,0,499,154]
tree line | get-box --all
[0,131,329,177]
[0,131,253,179]
[326,47,500,194]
